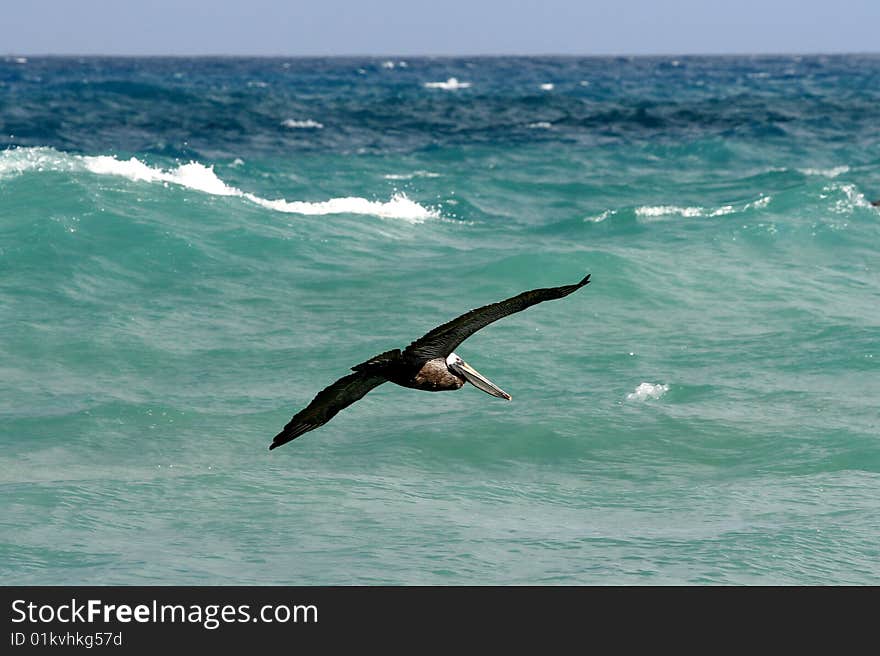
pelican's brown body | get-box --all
[352,351,466,392]
[398,357,465,392]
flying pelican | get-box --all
[269,273,591,450]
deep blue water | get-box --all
[1,55,879,584]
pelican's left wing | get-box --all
[403,273,590,363]
[269,371,386,450]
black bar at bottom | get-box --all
[1,585,870,650]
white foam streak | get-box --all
[636,205,705,218]
[424,77,471,90]
[383,171,441,180]
[585,209,615,223]
[745,195,772,210]
[247,193,437,220]
[635,205,736,219]
[635,198,764,220]
[282,118,323,129]
[799,165,849,178]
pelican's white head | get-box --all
[445,352,511,400]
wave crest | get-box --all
[0,147,438,223]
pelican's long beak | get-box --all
[455,360,512,400]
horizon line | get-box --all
[5,50,880,59]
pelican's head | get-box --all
[446,352,512,400]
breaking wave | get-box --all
[0,147,439,222]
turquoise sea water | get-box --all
[1,56,879,584]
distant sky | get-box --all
[5,0,880,56]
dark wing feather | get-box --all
[269,371,386,450]
[403,273,590,363]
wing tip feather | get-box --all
[268,431,290,450]
[269,423,309,450]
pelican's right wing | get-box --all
[269,371,386,450]
[403,273,591,363]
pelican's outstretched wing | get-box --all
[269,372,386,450]
[403,273,591,363]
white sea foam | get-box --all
[381,60,396,69]
[839,183,870,207]
[83,156,240,195]
[588,197,771,224]
[581,197,769,225]
[424,77,471,90]
[637,205,705,218]
[585,209,615,223]
[248,193,437,220]
[0,146,73,177]
[635,203,739,219]
[282,118,324,129]
[383,171,441,180]
[828,182,871,214]
[539,83,554,91]
[707,205,736,216]
[799,165,849,178]
[745,195,772,210]
[636,205,701,218]
[0,147,438,223]
[627,382,669,401]
[527,121,553,129]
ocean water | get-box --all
[1,55,879,585]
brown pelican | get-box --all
[269,273,591,450]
